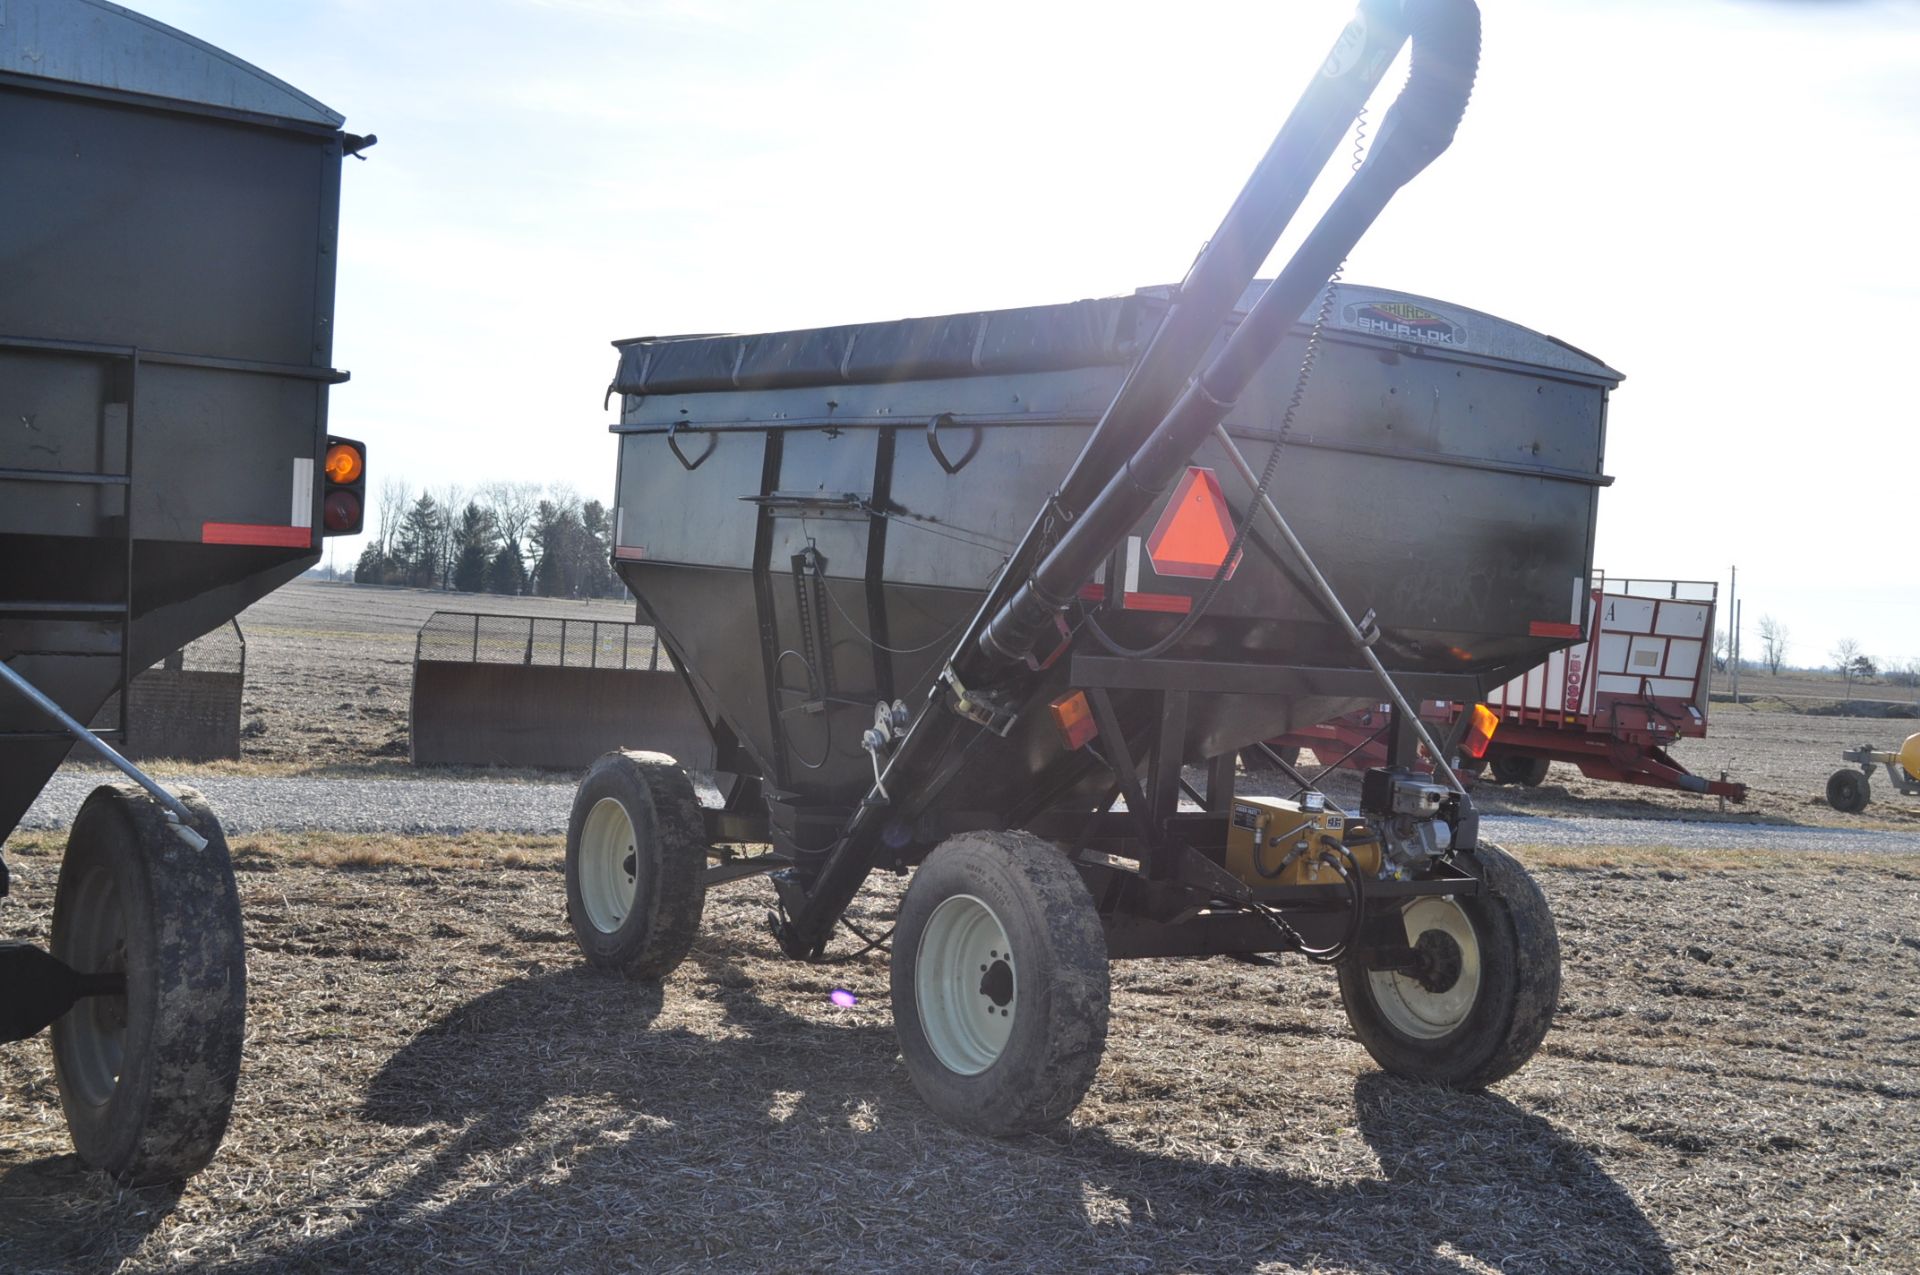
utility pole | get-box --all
[1733,599,1742,705]
[1728,565,1739,705]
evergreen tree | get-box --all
[353,541,391,585]
[395,493,443,589]
[580,500,616,598]
[531,500,587,597]
[450,500,497,594]
[487,541,527,595]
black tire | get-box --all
[1337,843,1559,1089]
[564,750,708,980]
[1826,768,1871,813]
[1489,751,1551,787]
[891,830,1110,1136]
[49,785,245,1185]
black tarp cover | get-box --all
[611,294,1158,397]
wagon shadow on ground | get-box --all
[0,1151,180,1270]
[200,941,1675,1274]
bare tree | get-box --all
[431,482,465,588]
[1758,615,1789,676]
[1832,637,1864,697]
[1894,657,1920,702]
[376,476,410,558]
[479,481,541,561]
[1712,628,1730,673]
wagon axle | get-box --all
[0,942,126,1044]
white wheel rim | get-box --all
[1368,896,1482,1040]
[579,797,639,934]
[916,893,1016,1076]
[62,864,127,1107]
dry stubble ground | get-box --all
[1,833,1917,1274]
[6,581,1920,1271]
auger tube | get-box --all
[774,0,1483,958]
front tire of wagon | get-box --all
[50,785,245,1186]
[1337,844,1558,1089]
[892,831,1109,1136]
[565,750,708,980]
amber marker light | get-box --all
[324,441,364,484]
[1050,691,1099,750]
[1463,703,1500,760]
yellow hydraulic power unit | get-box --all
[1826,732,1920,813]
[1225,795,1379,887]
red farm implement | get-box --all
[1265,578,1748,802]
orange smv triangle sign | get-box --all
[1145,466,1240,580]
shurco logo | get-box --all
[1343,301,1465,346]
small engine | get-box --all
[1361,767,1457,871]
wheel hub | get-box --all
[1366,896,1483,1041]
[979,955,1013,1009]
[579,798,639,933]
[916,894,1016,1075]
[1410,929,1463,994]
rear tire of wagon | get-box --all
[50,785,245,1186]
[891,831,1109,1136]
[565,751,708,980]
[1337,844,1558,1089]
[1825,768,1870,813]
[1489,752,1551,787]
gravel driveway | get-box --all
[17,770,1917,853]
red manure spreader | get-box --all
[1262,577,1747,802]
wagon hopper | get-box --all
[575,0,1592,1133]
[1,0,366,1184]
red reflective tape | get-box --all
[1121,591,1192,614]
[1077,583,1106,601]
[613,545,647,561]
[1529,621,1582,638]
[201,522,313,547]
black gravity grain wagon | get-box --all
[1,0,367,1183]
[569,0,1610,1133]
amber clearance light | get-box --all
[1463,703,1501,760]
[324,441,364,484]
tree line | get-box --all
[1714,615,1918,694]
[353,480,625,599]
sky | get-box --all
[121,0,1920,670]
